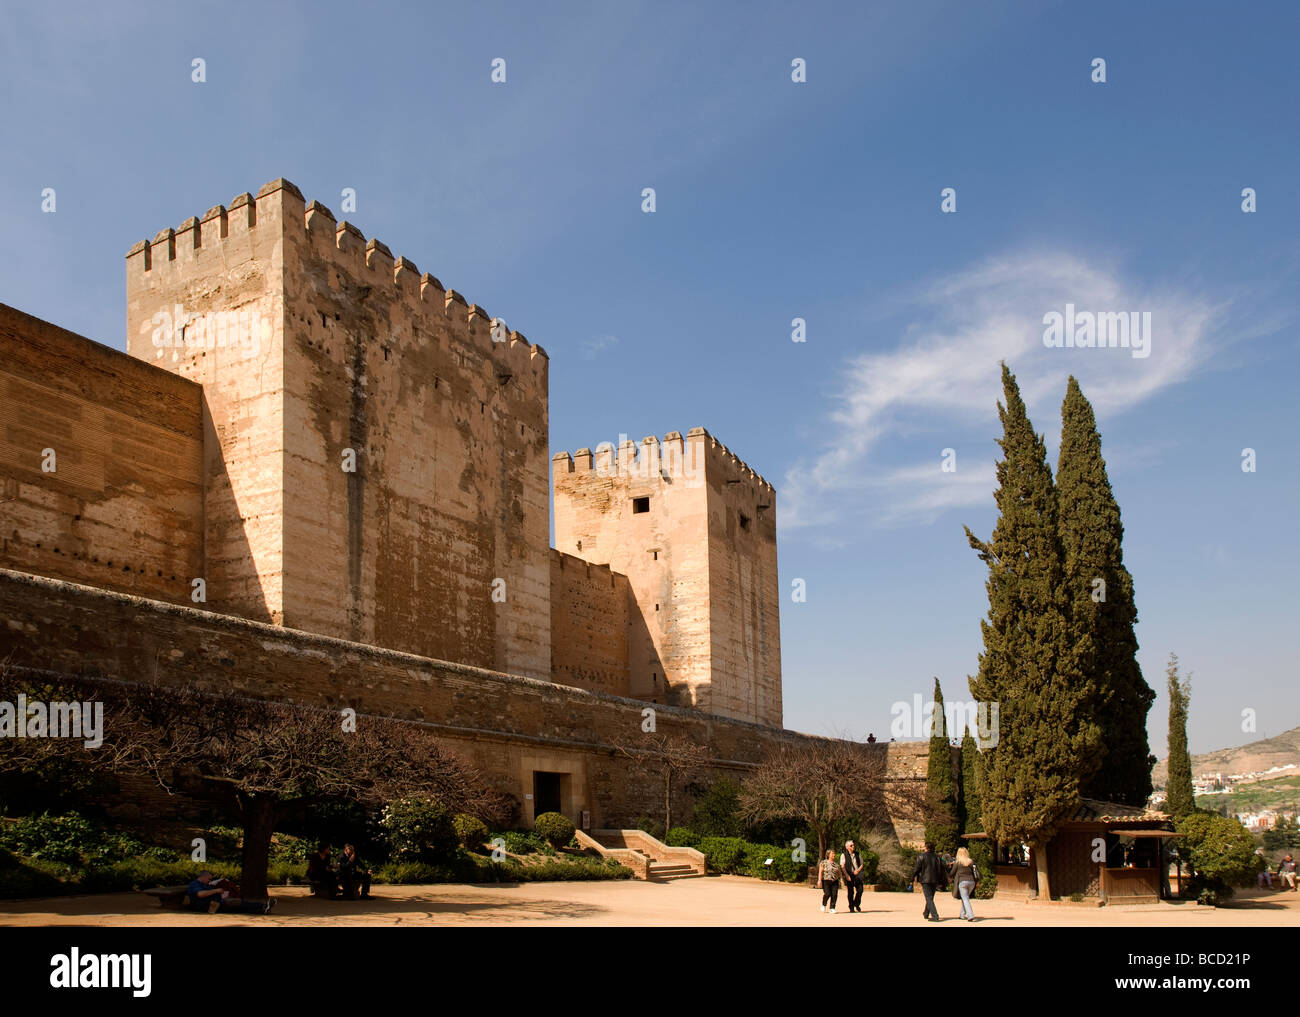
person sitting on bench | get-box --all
[307,844,341,898]
[337,843,373,900]
[187,871,274,914]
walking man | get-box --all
[840,840,865,913]
[911,841,945,921]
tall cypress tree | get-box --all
[925,678,959,853]
[1164,653,1195,820]
[965,364,1102,898]
[960,731,982,833]
[1057,376,1155,805]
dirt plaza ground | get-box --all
[1,877,1297,927]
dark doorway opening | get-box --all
[533,771,563,819]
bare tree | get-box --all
[610,729,712,833]
[0,667,506,898]
[738,739,926,860]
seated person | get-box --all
[1281,855,1297,890]
[187,871,274,915]
[337,843,373,900]
[306,844,341,898]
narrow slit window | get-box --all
[739,512,751,531]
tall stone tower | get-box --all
[125,179,551,679]
[552,428,782,727]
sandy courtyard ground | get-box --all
[1,877,1296,927]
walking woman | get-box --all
[817,848,843,914]
[949,846,979,921]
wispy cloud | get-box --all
[580,334,620,359]
[782,251,1221,532]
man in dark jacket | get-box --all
[911,841,945,921]
[840,840,865,913]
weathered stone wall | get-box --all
[125,179,551,678]
[702,432,782,728]
[125,190,286,623]
[549,549,631,697]
[0,568,924,836]
[0,305,203,607]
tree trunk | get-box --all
[665,769,672,833]
[239,795,278,900]
[1032,840,1052,901]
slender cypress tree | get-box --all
[1164,653,1195,820]
[1057,376,1155,805]
[965,364,1102,898]
[925,678,960,853]
[959,731,982,833]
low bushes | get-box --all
[453,814,490,852]
[665,827,700,848]
[534,812,575,849]
[694,836,804,882]
[380,797,459,864]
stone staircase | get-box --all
[575,828,707,881]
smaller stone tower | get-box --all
[552,427,781,727]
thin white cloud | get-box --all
[783,251,1220,532]
[580,334,620,359]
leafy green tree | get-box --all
[965,364,1102,899]
[1056,377,1155,805]
[925,678,960,853]
[1177,812,1260,903]
[1164,654,1196,821]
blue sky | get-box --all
[1,1,1296,757]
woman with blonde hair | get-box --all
[817,848,842,914]
[948,846,980,921]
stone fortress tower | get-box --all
[124,180,551,680]
[0,177,783,734]
[553,431,782,727]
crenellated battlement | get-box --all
[552,426,774,494]
[126,177,549,370]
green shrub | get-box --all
[698,837,747,873]
[371,851,629,885]
[269,834,310,864]
[534,812,575,849]
[381,797,459,864]
[1178,812,1260,902]
[634,816,666,840]
[453,814,490,852]
[665,827,700,848]
[690,779,744,838]
[499,831,538,855]
[268,861,308,886]
[0,812,101,864]
[739,842,804,882]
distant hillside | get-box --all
[1151,726,1300,786]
